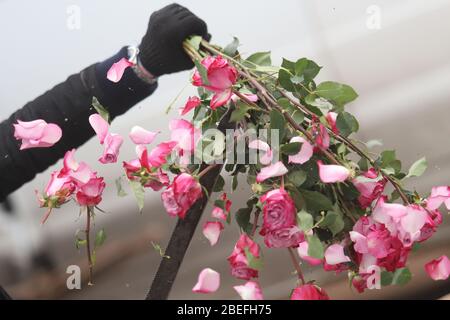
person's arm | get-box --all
[0,3,209,202]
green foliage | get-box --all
[315,81,358,107]
[300,189,334,212]
[92,96,110,123]
[129,179,145,213]
[297,210,314,231]
[194,59,210,86]
[405,157,427,179]
[246,51,272,66]
[95,229,107,247]
[336,112,359,137]
[223,37,240,57]
[269,109,286,143]
[307,234,324,259]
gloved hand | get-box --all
[139,3,210,77]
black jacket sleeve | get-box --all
[0,47,158,201]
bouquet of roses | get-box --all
[16,36,449,299]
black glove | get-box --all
[139,3,210,77]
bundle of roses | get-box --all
[13,35,449,299]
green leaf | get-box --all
[392,267,412,285]
[294,58,321,82]
[278,98,304,124]
[235,207,252,233]
[92,96,110,123]
[186,35,202,50]
[336,112,359,136]
[405,157,427,178]
[315,81,358,106]
[319,211,344,236]
[75,238,87,249]
[281,58,296,72]
[300,189,334,212]
[280,142,301,155]
[378,150,402,174]
[381,271,394,286]
[270,109,285,143]
[129,179,145,213]
[287,170,307,187]
[151,241,170,259]
[246,51,271,66]
[213,175,225,193]
[95,229,107,247]
[307,234,324,259]
[297,210,314,231]
[305,94,333,115]
[278,69,295,92]
[194,59,210,86]
[230,101,252,122]
[115,177,127,197]
[223,36,239,57]
[232,175,238,191]
[245,248,263,270]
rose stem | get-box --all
[288,247,305,285]
[86,206,94,285]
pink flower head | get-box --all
[211,193,232,221]
[106,57,134,83]
[249,139,273,166]
[161,173,202,219]
[325,112,339,134]
[288,136,313,165]
[260,188,296,233]
[192,268,220,294]
[227,234,261,280]
[129,126,159,145]
[353,168,386,209]
[263,226,304,248]
[317,160,350,183]
[169,119,201,155]
[99,133,124,164]
[180,96,201,116]
[202,221,224,246]
[256,161,288,183]
[426,186,450,211]
[148,141,177,167]
[76,176,105,207]
[418,209,442,242]
[297,241,323,266]
[192,55,237,109]
[59,149,95,186]
[13,119,62,150]
[89,114,109,144]
[290,284,330,300]
[424,255,450,281]
[233,281,264,300]
[311,117,330,150]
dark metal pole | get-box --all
[146,111,234,300]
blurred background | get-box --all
[1,0,450,299]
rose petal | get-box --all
[106,57,133,83]
[288,136,313,164]
[210,89,233,110]
[89,114,109,144]
[324,244,351,265]
[256,161,288,183]
[317,160,350,183]
[180,96,201,116]
[425,255,450,281]
[249,139,273,165]
[202,221,224,246]
[99,133,124,164]
[129,126,159,145]
[192,268,220,293]
[297,241,323,266]
[233,281,264,300]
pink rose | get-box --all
[418,209,442,242]
[290,284,330,300]
[227,234,260,280]
[192,55,237,109]
[161,173,202,219]
[76,177,105,207]
[325,112,339,134]
[353,168,386,209]
[13,119,62,150]
[99,133,124,164]
[263,226,304,248]
[260,188,296,233]
[169,119,201,156]
[148,141,177,167]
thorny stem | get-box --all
[188,40,410,205]
[198,164,220,179]
[288,247,306,285]
[86,207,94,285]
